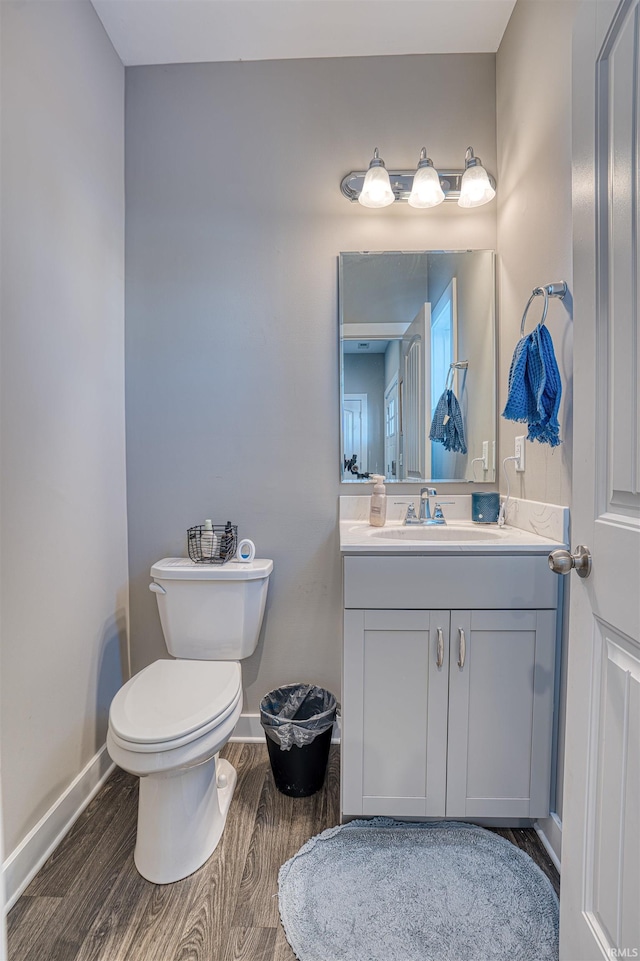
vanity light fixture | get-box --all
[357,148,395,208]
[458,146,496,208]
[408,148,445,208]
[341,145,496,207]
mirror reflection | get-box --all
[340,250,496,483]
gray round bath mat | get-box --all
[278,818,558,961]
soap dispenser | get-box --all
[369,475,387,527]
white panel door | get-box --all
[562,2,640,957]
[343,393,368,473]
[384,376,399,478]
[401,303,432,479]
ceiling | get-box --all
[91,0,517,67]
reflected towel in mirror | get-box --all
[429,388,467,454]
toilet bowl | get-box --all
[107,659,243,883]
[107,557,272,884]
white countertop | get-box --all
[340,518,566,554]
[339,494,569,553]
[340,520,564,554]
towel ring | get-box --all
[520,282,568,336]
[445,359,469,390]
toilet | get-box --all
[106,556,273,884]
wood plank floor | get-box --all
[8,744,559,961]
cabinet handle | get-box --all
[436,628,444,669]
[458,628,466,669]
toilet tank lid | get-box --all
[151,557,273,581]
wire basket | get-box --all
[187,523,237,564]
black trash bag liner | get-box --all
[259,684,338,751]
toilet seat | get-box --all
[109,659,241,753]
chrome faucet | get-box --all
[419,488,437,523]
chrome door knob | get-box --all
[548,545,592,578]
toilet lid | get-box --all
[151,558,273,580]
[109,660,241,746]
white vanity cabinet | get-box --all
[342,555,558,821]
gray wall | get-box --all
[0,1,127,855]
[497,3,575,508]
[125,53,497,711]
[496,0,578,825]
[341,252,429,326]
[384,340,400,394]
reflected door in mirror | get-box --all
[343,394,368,474]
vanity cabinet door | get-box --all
[445,609,556,819]
[342,609,449,818]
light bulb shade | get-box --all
[458,162,496,208]
[408,162,445,208]
[358,157,395,208]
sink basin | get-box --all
[370,525,504,542]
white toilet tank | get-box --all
[150,558,273,660]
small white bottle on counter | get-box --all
[369,474,387,527]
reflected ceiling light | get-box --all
[408,148,445,208]
[358,148,395,208]
[458,146,496,208]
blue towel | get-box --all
[430,389,467,454]
[502,324,562,447]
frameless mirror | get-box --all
[340,250,496,483]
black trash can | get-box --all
[259,684,338,797]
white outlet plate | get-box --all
[515,435,526,472]
[482,440,489,471]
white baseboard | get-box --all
[3,714,339,909]
[230,712,341,744]
[534,811,562,873]
[3,745,114,910]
